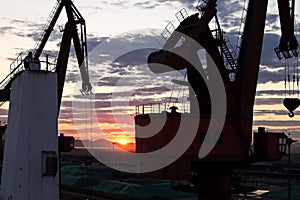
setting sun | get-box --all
[117,139,129,145]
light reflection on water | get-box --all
[231,190,270,199]
[252,189,269,195]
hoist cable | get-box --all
[89,93,94,192]
[168,71,179,108]
[176,71,188,112]
[285,59,287,98]
[287,59,291,96]
[293,59,296,96]
[295,57,299,98]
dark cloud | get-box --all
[255,98,283,105]
[0,26,15,35]
[112,48,158,67]
[10,19,42,28]
[266,14,280,30]
[223,22,300,85]
[6,19,45,40]
[256,90,286,96]
[87,32,159,67]
[258,68,284,84]
[64,71,78,83]
[134,85,170,96]
[98,77,120,86]
[254,120,300,127]
[260,33,282,67]
[8,18,103,57]
[216,0,243,30]
[0,108,8,116]
[134,1,160,9]
[109,0,129,8]
[133,0,195,10]
[87,36,109,52]
[254,109,287,116]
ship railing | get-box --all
[135,102,190,115]
[0,52,57,90]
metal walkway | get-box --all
[0,53,56,107]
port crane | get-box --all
[136,0,298,199]
[0,0,91,199]
[0,0,92,111]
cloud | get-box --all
[109,0,129,8]
[260,33,282,67]
[112,48,158,67]
[254,109,287,116]
[258,68,284,84]
[87,31,160,68]
[255,98,283,105]
[0,26,15,35]
[6,19,45,40]
[133,0,195,10]
[256,90,286,96]
[87,36,109,52]
[266,14,280,30]
[134,1,160,9]
[254,120,300,127]
[215,0,243,30]
[98,77,121,86]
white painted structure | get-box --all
[0,70,59,200]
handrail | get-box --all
[135,102,190,115]
[0,52,57,90]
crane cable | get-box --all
[83,89,94,192]
[89,92,94,192]
[282,5,299,118]
[293,6,299,98]
[285,58,287,98]
[168,71,179,107]
[287,59,291,96]
[297,57,299,98]
[178,71,188,112]
[168,70,189,112]
[294,0,299,99]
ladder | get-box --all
[158,22,176,47]
[214,30,238,76]
[33,0,63,58]
[175,8,189,23]
[158,8,189,47]
[221,39,238,73]
[235,0,249,57]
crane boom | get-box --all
[0,0,92,112]
[236,0,269,120]
[55,0,92,112]
[33,1,64,59]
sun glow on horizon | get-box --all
[116,139,130,145]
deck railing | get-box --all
[135,102,190,115]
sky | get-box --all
[0,0,300,145]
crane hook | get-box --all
[283,98,300,118]
[288,112,295,118]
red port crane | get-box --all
[135,0,298,199]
